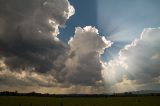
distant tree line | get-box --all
[0,91,160,97]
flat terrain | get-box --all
[0,96,160,106]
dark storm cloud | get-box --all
[0,0,74,72]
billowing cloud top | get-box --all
[62,26,112,85]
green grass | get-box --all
[0,96,160,106]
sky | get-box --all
[0,0,159,94]
[60,0,160,61]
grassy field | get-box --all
[0,96,160,106]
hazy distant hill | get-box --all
[132,90,160,94]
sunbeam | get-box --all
[97,0,160,92]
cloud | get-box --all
[2,0,159,94]
[0,0,72,92]
[102,28,160,92]
[0,0,74,72]
[54,26,112,86]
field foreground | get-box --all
[0,96,160,106]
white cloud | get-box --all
[102,28,160,92]
[55,26,112,87]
